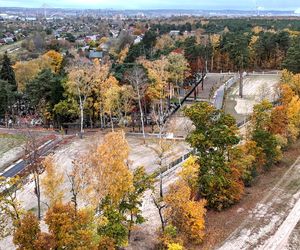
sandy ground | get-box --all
[218,156,300,250]
[225,74,280,123]
[164,111,194,138]
[0,132,190,249]
[127,164,182,250]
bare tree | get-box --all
[24,131,44,220]
[126,66,148,140]
[148,138,173,231]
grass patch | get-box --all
[0,133,26,156]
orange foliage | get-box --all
[164,181,206,244]
[269,105,289,136]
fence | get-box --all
[153,149,196,178]
[213,74,239,109]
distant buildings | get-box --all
[88,50,104,60]
[169,30,180,37]
[133,35,143,44]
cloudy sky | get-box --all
[0,0,299,10]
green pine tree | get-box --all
[282,38,300,73]
[0,51,17,91]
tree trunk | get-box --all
[137,88,145,141]
[110,110,114,132]
[153,197,165,232]
[159,171,163,198]
[34,171,41,220]
[211,54,214,72]
[128,212,133,240]
[239,71,243,98]
[80,102,84,134]
[158,206,165,232]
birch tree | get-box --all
[66,62,93,134]
[126,66,148,139]
[167,52,190,105]
[140,57,170,136]
[66,59,110,134]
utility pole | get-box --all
[239,71,243,98]
[239,54,244,98]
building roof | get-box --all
[89,51,103,59]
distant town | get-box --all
[1,3,300,250]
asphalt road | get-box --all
[1,137,62,178]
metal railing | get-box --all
[153,150,195,178]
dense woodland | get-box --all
[1,18,300,129]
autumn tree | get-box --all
[249,100,282,169]
[167,243,184,250]
[210,34,221,72]
[120,166,154,239]
[41,155,64,206]
[0,176,24,238]
[229,140,264,186]
[117,46,129,64]
[67,159,90,214]
[279,71,300,141]
[126,65,149,139]
[179,155,199,194]
[88,62,110,129]
[269,105,289,138]
[140,57,170,135]
[84,131,133,207]
[154,34,175,55]
[13,54,53,92]
[164,181,206,245]
[45,202,98,249]
[119,84,134,127]
[43,50,63,73]
[13,212,40,250]
[66,59,108,134]
[184,102,243,209]
[103,75,122,131]
[24,132,44,220]
[167,52,190,106]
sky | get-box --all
[0,0,300,11]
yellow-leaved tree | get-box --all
[164,181,206,245]
[103,75,122,131]
[41,155,64,206]
[140,57,170,135]
[179,155,199,194]
[13,55,53,91]
[43,50,63,73]
[86,131,133,207]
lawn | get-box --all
[0,133,26,157]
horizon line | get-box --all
[0,6,298,12]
